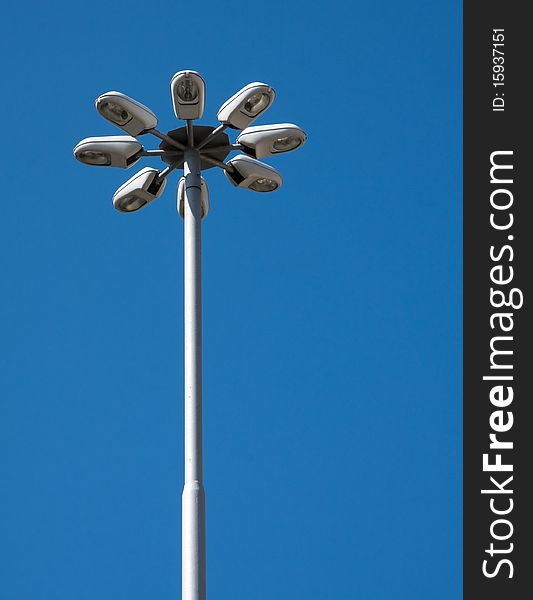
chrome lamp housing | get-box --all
[236,123,307,159]
[224,155,282,192]
[112,167,167,213]
[96,91,158,136]
[171,71,206,120]
[73,136,143,168]
[217,82,275,130]
[177,176,210,219]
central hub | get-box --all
[159,125,231,170]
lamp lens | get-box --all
[242,92,270,116]
[78,150,111,165]
[117,194,146,212]
[100,101,131,125]
[177,78,199,103]
[249,177,278,192]
[272,135,302,152]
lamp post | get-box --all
[73,70,307,600]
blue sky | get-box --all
[0,1,462,598]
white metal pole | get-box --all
[182,148,206,600]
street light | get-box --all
[237,123,307,159]
[73,136,143,168]
[73,71,306,600]
[177,176,209,219]
[224,154,282,191]
[171,71,206,120]
[216,82,275,130]
[113,167,167,213]
[95,91,158,135]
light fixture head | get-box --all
[73,136,143,168]
[95,91,157,136]
[171,71,206,120]
[217,82,275,130]
[112,167,167,213]
[177,176,210,219]
[224,155,282,192]
[236,123,307,159]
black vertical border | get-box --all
[464,1,533,597]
